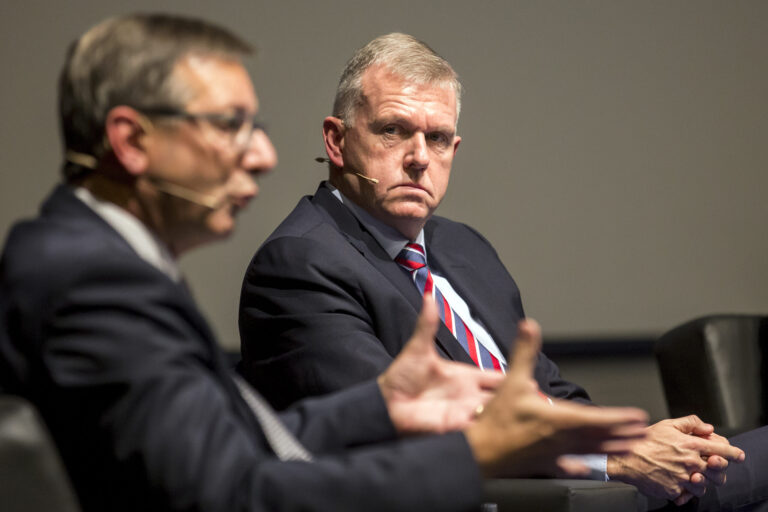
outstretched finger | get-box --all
[404,293,440,356]
[507,319,542,377]
[553,401,649,432]
[542,401,648,454]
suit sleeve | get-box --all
[240,235,402,409]
[278,379,399,453]
[23,254,482,512]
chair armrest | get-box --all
[0,395,81,512]
[483,478,665,512]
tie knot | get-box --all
[395,243,427,271]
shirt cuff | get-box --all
[563,454,608,481]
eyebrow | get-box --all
[371,116,455,135]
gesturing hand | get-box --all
[465,318,649,478]
[378,294,505,434]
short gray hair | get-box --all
[59,13,253,180]
[332,33,462,127]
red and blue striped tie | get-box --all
[396,242,505,372]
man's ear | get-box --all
[104,106,151,176]
[452,135,461,156]
[322,116,346,168]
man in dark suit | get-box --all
[239,33,767,509]
[0,14,654,512]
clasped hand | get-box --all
[608,415,745,505]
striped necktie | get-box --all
[396,242,505,372]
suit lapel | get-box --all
[313,187,422,309]
[169,278,268,438]
[312,187,475,364]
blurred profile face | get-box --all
[330,65,461,240]
[143,55,277,254]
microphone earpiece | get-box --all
[148,178,226,210]
[353,172,379,184]
[65,149,226,210]
[313,156,378,184]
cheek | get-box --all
[368,153,406,185]
[178,141,233,191]
[431,163,451,196]
[199,159,234,190]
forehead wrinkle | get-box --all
[369,93,457,134]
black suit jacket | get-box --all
[0,185,482,512]
[240,183,589,410]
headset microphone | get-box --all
[314,156,379,184]
[65,150,226,210]
[146,177,227,210]
[352,172,379,184]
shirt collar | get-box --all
[326,181,426,261]
[73,186,182,281]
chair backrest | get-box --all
[0,394,81,512]
[654,314,768,436]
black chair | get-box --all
[0,394,81,512]
[654,314,768,437]
[484,478,666,511]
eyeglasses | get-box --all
[137,106,267,151]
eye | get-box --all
[427,131,451,147]
[224,113,246,132]
[207,111,246,134]
[382,125,401,136]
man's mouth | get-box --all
[395,183,428,192]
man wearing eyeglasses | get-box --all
[0,13,655,512]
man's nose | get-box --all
[404,133,429,172]
[241,129,278,176]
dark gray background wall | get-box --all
[2,0,766,407]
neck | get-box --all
[79,168,181,257]
[390,219,424,242]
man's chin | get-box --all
[203,219,237,245]
[385,203,432,222]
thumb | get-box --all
[507,319,542,377]
[406,293,440,355]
